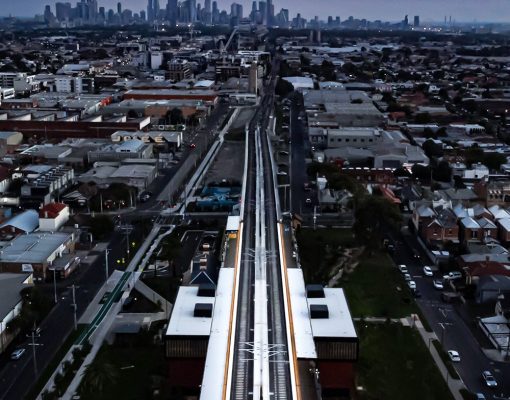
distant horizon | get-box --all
[1,0,510,23]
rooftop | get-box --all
[0,232,73,264]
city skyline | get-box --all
[2,0,510,23]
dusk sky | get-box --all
[3,0,510,22]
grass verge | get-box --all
[340,251,418,318]
[356,322,455,400]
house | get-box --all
[476,275,510,303]
[0,210,39,238]
[0,273,32,354]
[460,217,481,242]
[477,218,498,241]
[39,203,70,232]
[0,232,76,281]
[421,208,459,244]
[498,219,510,243]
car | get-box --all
[189,143,196,149]
[10,348,26,360]
[411,288,422,298]
[277,171,288,176]
[447,350,461,362]
[305,198,312,205]
[407,280,416,290]
[398,264,408,274]
[423,266,434,277]
[443,271,463,280]
[279,151,289,156]
[433,280,444,290]
[403,273,412,282]
[475,394,486,400]
[482,371,497,387]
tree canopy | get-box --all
[353,196,402,249]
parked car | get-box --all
[423,266,434,277]
[10,348,26,360]
[412,288,422,298]
[398,264,408,274]
[403,273,412,282]
[305,198,312,205]
[408,280,416,290]
[443,271,463,280]
[475,394,486,400]
[140,191,152,202]
[433,280,444,290]
[482,371,497,387]
[447,350,461,362]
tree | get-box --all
[89,215,114,241]
[353,196,402,250]
[433,160,452,182]
[275,78,294,97]
[411,164,431,182]
[464,146,484,167]
[79,359,119,395]
[422,139,443,158]
[166,108,184,125]
[415,112,432,124]
[483,153,507,171]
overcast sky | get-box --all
[3,0,510,22]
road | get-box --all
[289,93,310,215]
[388,226,510,399]
[0,227,139,400]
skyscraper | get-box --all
[153,0,160,19]
[117,2,122,15]
[212,1,219,24]
[414,15,420,27]
[189,0,196,22]
[147,0,153,21]
[266,0,273,26]
[167,0,178,25]
[258,1,266,25]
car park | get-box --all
[447,350,461,362]
[398,264,408,274]
[407,280,416,290]
[433,280,444,290]
[423,266,433,277]
[10,348,26,360]
[482,371,497,387]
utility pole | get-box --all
[105,248,110,282]
[67,284,79,330]
[27,328,42,377]
[52,267,58,304]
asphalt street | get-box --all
[388,226,510,399]
[0,227,141,400]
